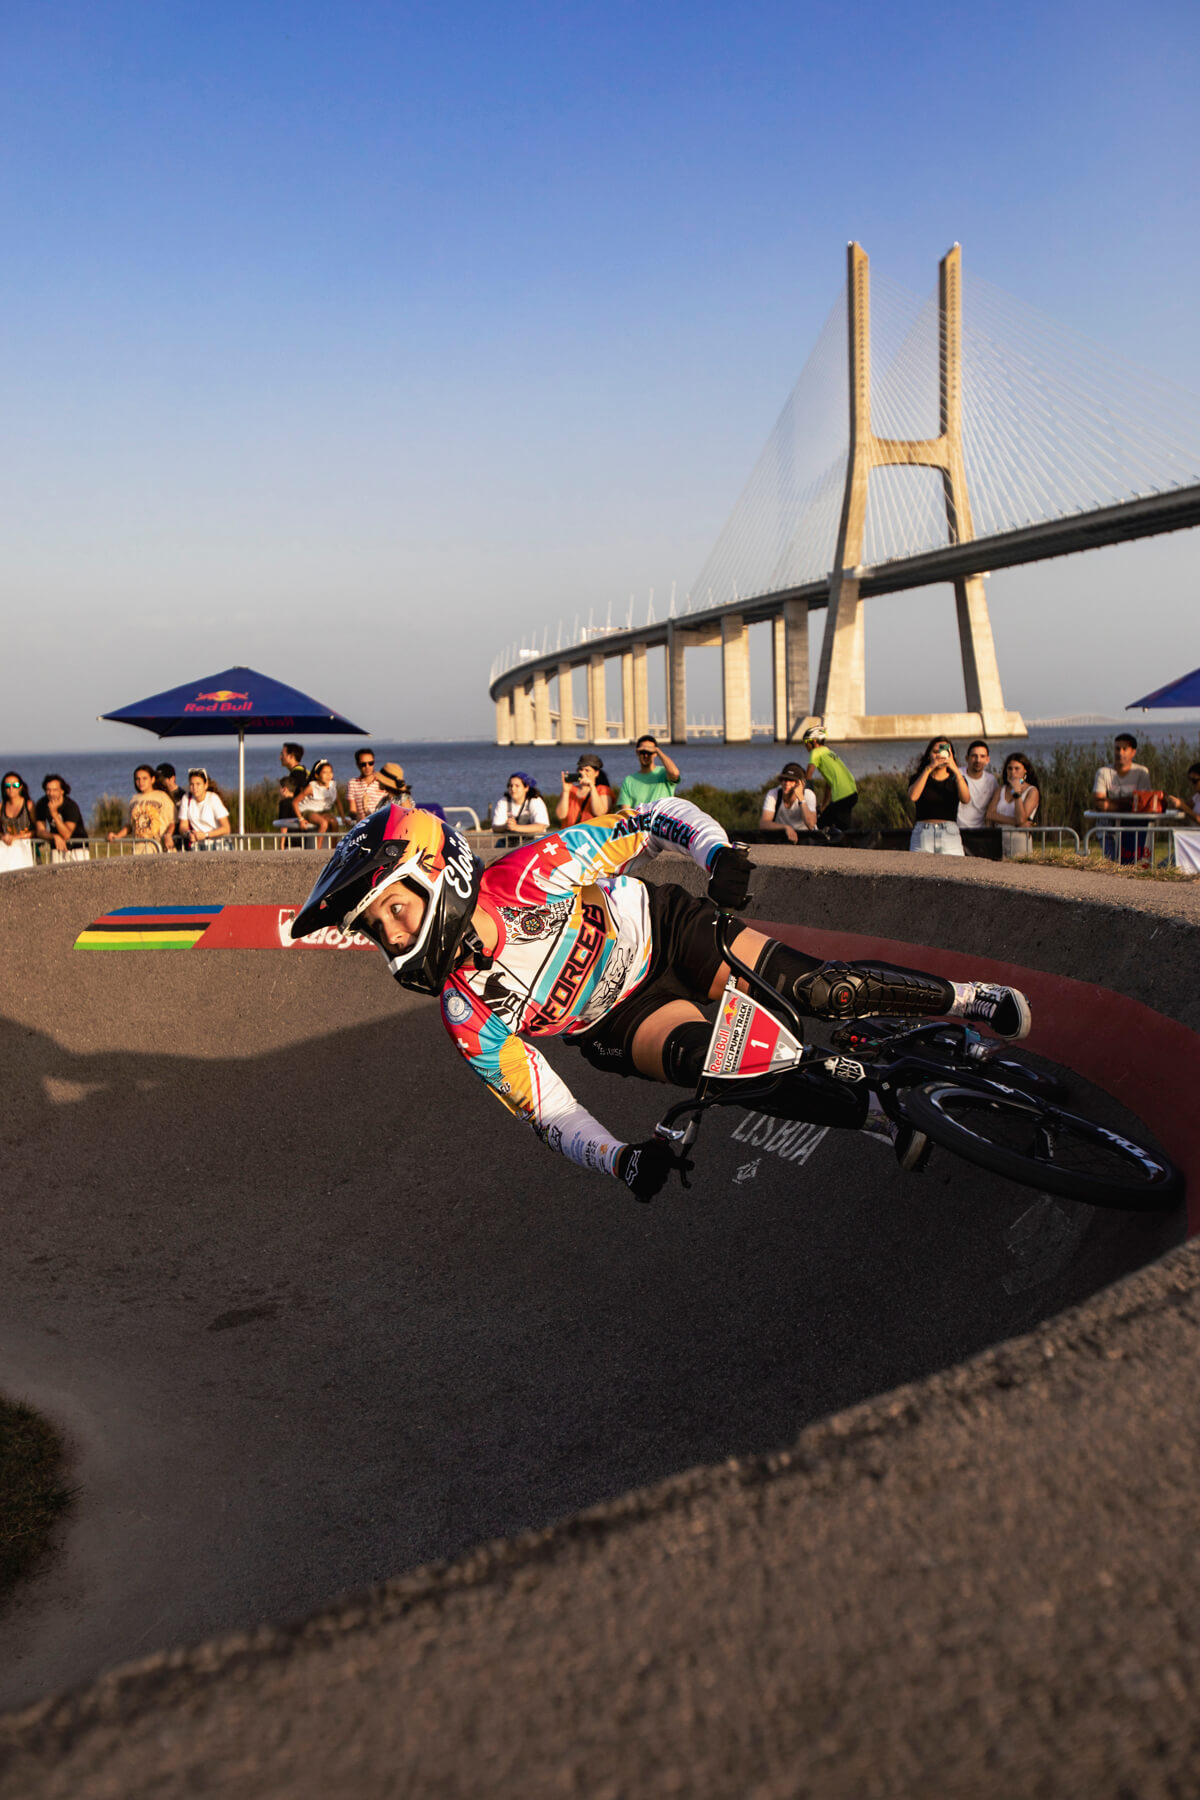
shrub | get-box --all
[90,794,126,836]
[1031,735,1200,837]
[678,782,770,834]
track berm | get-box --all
[0,847,1197,1796]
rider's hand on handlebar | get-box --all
[707,843,753,911]
[615,1138,692,1202]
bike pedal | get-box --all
[894,1125,934,1174]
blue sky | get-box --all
[1,0,1198,749]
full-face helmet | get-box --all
[801,724,827,748]
[290,805,482,993]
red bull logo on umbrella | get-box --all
[184,689,253,713]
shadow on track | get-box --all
[0,992,1181,1710]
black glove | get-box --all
[615,1138,692,1202]
[707,843,753,910]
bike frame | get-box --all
[653,911,1008,1160]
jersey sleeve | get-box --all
[440,974,625,1177]
[484,797,730,908]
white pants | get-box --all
[909,821,964,856]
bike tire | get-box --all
[987,1057,1069,1103]
[894,1080,1183,1211]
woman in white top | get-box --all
[986,753,1040,857]
[178,768,232,849]
[295,758,340,841]
[491,772,550,841]
[759,763,818,841]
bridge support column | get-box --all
[773,598,811,742]
[956,577,1019,736]
[810,239,1027,741]
[722,612,751,743]
[587,654,607,743]
[620,652,635,742]
[557,663,576,743]
[667,624,687,745]
[495,691,513,747]
[813,574,865,735]
[512,682,534,745]
[632,643,650,740]
[532,671,552,744]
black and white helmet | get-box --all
[290,805,482,993]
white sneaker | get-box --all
[951,982,1032,1040]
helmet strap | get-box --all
[460,925,494,970]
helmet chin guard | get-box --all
[290,806,482,994]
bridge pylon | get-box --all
[813,241,1025,742]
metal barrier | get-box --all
[36,808,487,863]
[1000,825,1081,857]
[1082,823,1180,867]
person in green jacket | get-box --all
[802,725,858,833]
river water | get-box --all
[4,722,1196,826]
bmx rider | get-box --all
[291,800,1031,1199]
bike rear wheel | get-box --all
[895,1080,1182,1210]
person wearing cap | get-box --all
[759,763,818,841]
[373,762,414,810]
[801,725,858,833]
[617,735,680,810]
[491,772,550,842]
[154,762,187,851]
[556,753,616,826]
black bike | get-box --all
[654,914,1183,1212]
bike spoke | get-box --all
[935,1092,1165,1191]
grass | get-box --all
[1013,847,1196,882]
[0,1396,74,1603]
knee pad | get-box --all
[661,1019,712,1089]
[756,941,953,1020]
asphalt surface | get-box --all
[0,846,1195,1795]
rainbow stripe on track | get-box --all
[75,905,225,949]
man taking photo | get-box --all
[618,736,680,809]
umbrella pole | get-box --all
[238,729,245,837]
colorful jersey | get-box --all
[438,798,729,1175]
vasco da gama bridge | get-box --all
[489,243,1200,746]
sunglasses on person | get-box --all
[357,758,375,769]
[3,780,20,789]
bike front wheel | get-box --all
[894,1080,1183,1211]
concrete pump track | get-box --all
[0,846,1197,1797]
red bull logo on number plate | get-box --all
[704,984,804,1078]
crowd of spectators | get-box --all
[4,729,1197,873]
[489,735,679,844]
[0,770,93,871]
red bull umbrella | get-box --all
[1127,665,1200,711]
[101,665,368,834]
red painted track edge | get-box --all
[751,916,1200,1237]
